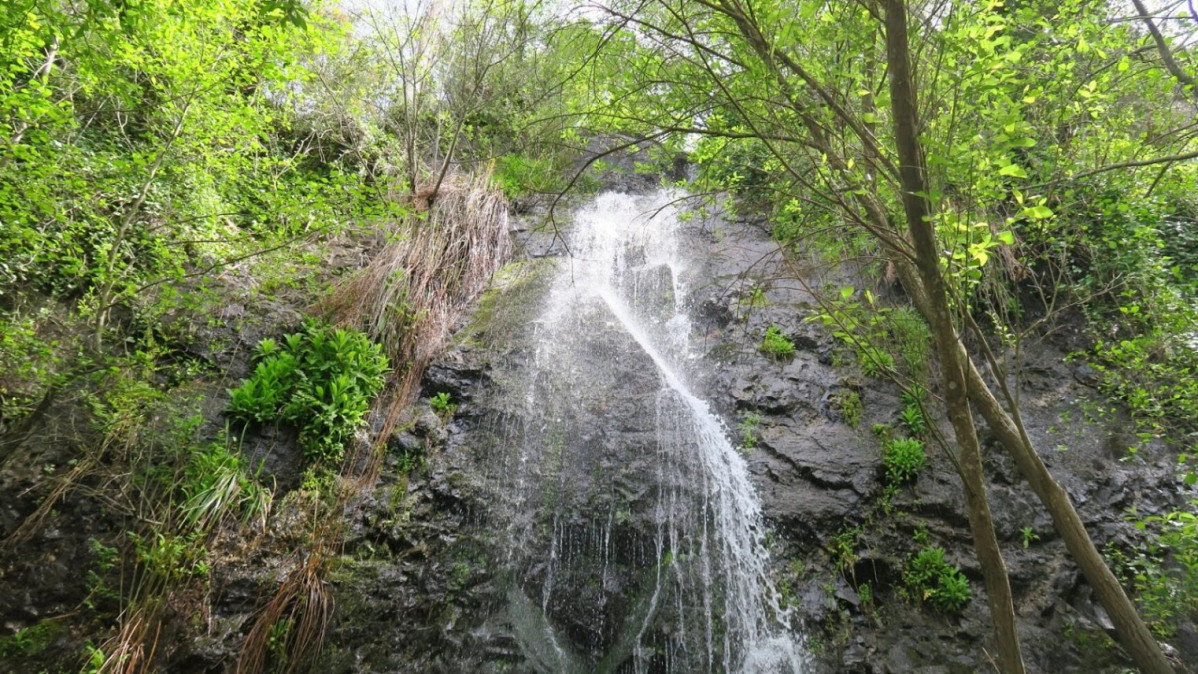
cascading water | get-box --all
[467,191,805,673]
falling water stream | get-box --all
[466,191,805,673]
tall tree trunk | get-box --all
[882,1,1026,671]
[688,0,1177,668]
[964,357,1178,673]
[888,253,1177,673]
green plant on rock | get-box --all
[1021,527,1040,549]
[0,618,69,660]
[430,391,456,417]
[833,390,863,428]
[899,387,928,436]
[227,321,389,465]
[857,345,895,378]
[888,306,931,379]
[746,285,769,307]
[858,581,874,613]
[831,525,862,572]
[739,411,762,450]
[1116,501,1198,637]
[182,434,271,531]
[395,445,426,474]
[883,437,927,485]
[759,325,796,359]
[904,546,972,613]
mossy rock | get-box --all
[456,258,557,349]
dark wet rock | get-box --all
[1074,362,1102,387]
[37,187,1177,674]
[423,359,489,402]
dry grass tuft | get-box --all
[237,552,334,674]
[315,170,510,451]
[233,171,508,671]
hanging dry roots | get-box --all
[315,170,510,468]
[236,553,333,674]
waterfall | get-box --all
[476,190,805,673]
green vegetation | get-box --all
[759,325,796,359]
[0,618,67,659]
[1021,527,1040,550]
[1107,503,1198,638]
[746,285,769,307]
[832,390,863,428]
[738,411,762,450]
[904,547,972,614]
[899,388,928,437]
[429,392,457,417]
[229,322,388,464]
[493,154,566,200]
[883,437,927,485]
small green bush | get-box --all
[889,306,931,378]
[760,325,796,359]
[430,391,456,416]
[228,321,388,465]
[182,436,270,530]
[899,387,928,436]
[883,437,927,484]
[904,546,971,613]
[858,345,895,377]
[493,153,563,199]
[1110,501,1198,637]
[0,618,67,658]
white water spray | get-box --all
[494,191,805,673]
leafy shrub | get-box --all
[759,325,796,359]
[899,387,928,436]
[1113,501,1198,637]
[899,405,926,436]
[883,437,927,484]
[0,618,67,658]
[904,547,971,613]
[1090,334,1198,438]
[748,285,769,307]
[182,436,270,530]
[493,154,563,199]
[227,321,388,465]
[888,306,931,378]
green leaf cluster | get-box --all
[429,391,456,417]
[228,322,389,464]
[904,546,972,614]
[1106,502,1198,637]
[759,325,796,359]
[883,436,927,485]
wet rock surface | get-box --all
[2,181,1194,673]
[313,194,1195,673]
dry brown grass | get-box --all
[231,171,509,671]
[236,552,334,674]
[315,170,510,467]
